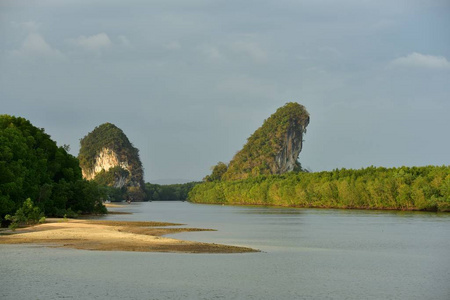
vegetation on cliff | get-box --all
[222,102,309,181]
[0,115,106,223]
[189,165,450,212]
[79,123,142,178]
[78,123,145,201]
[204,162,228,182]
[94,166,130,187]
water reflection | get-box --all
[237,208,306,215]
[3,202,448,300]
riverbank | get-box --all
[0,219,259,253]
[189,165,450,212]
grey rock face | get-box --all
[274,118,308,174]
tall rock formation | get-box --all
[78,123,145,201]
[222,102,309,181]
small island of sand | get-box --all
[0,219,259,254]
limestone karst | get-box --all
[222,102,310,181]
[78,123,145,201]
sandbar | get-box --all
[0,219,259,253]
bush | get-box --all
[5,198,45,230]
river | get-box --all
[1,201,449,299]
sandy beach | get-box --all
[0,218,258,253]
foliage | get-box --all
[189,165,450,212]
[78,123,145,201]
[0,115,106,221]
[94,167,148,201]
[78,123,143,179]
[204,162,228,182]
[145,182,200,201]
[5,198,45,230]
[99,185,127,202]
[223,102,310,181]
[94,166,130,187]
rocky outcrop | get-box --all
[82,148,129,182]
[222,102,309,181]
[275,122,306,174]
[78,123,145,201]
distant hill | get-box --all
[78,123,145,201]
[150,179,199,185]
[221,102,310,181]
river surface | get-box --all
[1,201,449,300]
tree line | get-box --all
[94,180,200,202]
[189,165,450,212]
[143,182,200,201]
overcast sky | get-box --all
[1,0,449,183]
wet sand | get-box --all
[0,219,259,253]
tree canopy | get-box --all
[145,182,200,201]
[204,162,228,182]
[190,165,450,212]
[0,115,106,220]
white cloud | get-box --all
[229,41,267,63]
[11,32,64,59]
[391,52,450,69]
[68,33,112,51]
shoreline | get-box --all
[189,200,449,213]
[0,218,259,254]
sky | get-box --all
[1,0,449,183]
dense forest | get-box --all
[96,181,199,202]
[0,115,106,225]
[145,182,200,201]
[189,165,450,212]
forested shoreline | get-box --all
[189,166,450,212]
[2,113,449,230]
[0,115,106,227]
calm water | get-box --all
[1,202,449,300]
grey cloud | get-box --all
[67,33,112,52]
[1,0,449,181]
[10,32,64,59]
[391,53,450,69]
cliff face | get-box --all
[222,102,309,181]
[82,148,129,182]
[275,123,305,174]
[78,123,145,201]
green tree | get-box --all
[0,115,106,220]
[189,165,450,212]
[204,162,228,182]
[5,198,45,230]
